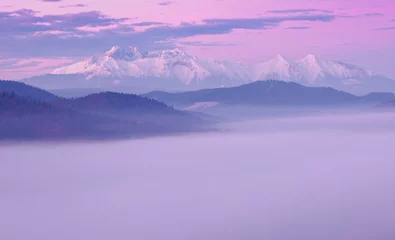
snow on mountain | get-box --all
[250,55,303,83]
[52,46,213,85]
[45,46,395,94]
[294,54,374,84]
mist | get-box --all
[1,112,395,240]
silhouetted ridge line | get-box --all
[0,80,58,101]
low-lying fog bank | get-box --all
[1,112,395,240]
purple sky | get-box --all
[0,0,395,80]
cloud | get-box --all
[201,14,334,30]
[363,13,384,17]
[158,1,174,6]
[0,59,20,68]
[339,12,385,19]
[131,21,166,27]
[12,60,42,69]
[0,9,336,58]
[267,8,333,14]
[285,26,311,30]
[0,57,77,79]
[59,4,86,8]
[40,0,63,2]
[374,26,395,31]
[0,9,129,37]
[0,59,41,70]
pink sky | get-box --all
[0,0,395,79]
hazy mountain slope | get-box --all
[143,80,360,108]
[359,92,395,104]
[375,99,395,109]
[0,80,58,101]
[145,81,395,120]
[24,46,395,94]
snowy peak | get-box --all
[251,54,300,82]
[103,46,191,60]
[295,54,376,82]
[295,54,324,82]
[105,46,144,61]
[147,48,189,59]
[272,54,290,64]
[296,54,322,72]
[299,54,320,63]
[105,46,121,55]
[267,54,292,69]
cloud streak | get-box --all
[158,1,174,6]
[130,21,166,27]
[285,26,311,30]
[267,8,333,14]
[339,12,385,19]
[59,4,86,9]
[0,9,129,36]
[374,26,395,31]
[363,13,384,17]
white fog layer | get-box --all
[1,112,395,240]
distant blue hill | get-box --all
[375,99,395,109]
[143,80,394,108]
[360,92,395,104]
[0,91,206,141]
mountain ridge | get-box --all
[143,80,395,108]
[24,46,395,94]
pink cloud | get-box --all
[0,58,77,80]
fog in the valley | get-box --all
[1,112,395,240]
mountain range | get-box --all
[144,80,395,108]
[24,46,395,95]
[376,99,395,109]
[143,80,395,119]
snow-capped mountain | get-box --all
[51,46,250,87]
[53,46,207,83]
[26,46,395,94]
